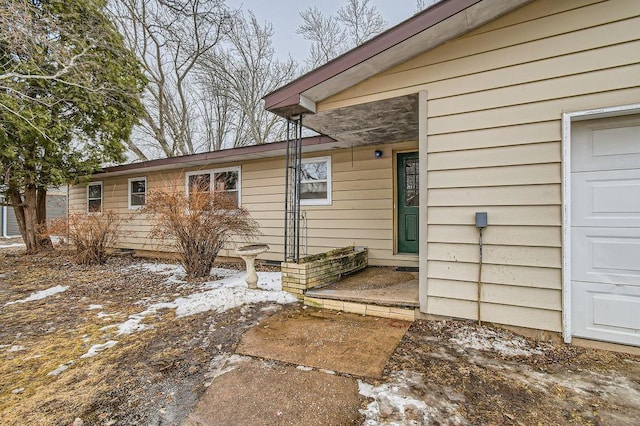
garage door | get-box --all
[571,114,640,347]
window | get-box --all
[87,182,103,213]
[185,167,241,206]
[300,156,331,205]
[128,177,146,209]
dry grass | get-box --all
[0,247,284,425]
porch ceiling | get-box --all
[302,94,419,146]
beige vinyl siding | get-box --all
[69,141,418,267]
[316,0,640,332]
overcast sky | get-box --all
[227,1,426,60]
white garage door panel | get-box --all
[572,229,640,285]
[593,295,640,330]
[572,282,640,347]
[571,114,640,347]
[572,169,640,227]
[592,125,640,157]
[572,116,640,172]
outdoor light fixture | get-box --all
[374,150,383,158]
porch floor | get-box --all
[305,266,419,308]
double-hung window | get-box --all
[87,182,103,213]
[128,177,147,209]
[186,167,241,207]
[300,156,331,205]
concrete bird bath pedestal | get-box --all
[235,244,269,289]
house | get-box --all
[70,0,640,350]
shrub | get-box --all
[49,211,123,265]
[143,187,259,278]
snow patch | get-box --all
[4,285,68,306]
[359,371,466,425]
[133,262,183,275]
[114,271,296,335]
[0,243,26,249]
[48,361,75,376]
[296,365,313,372]
[449,325,546,357]
[87,304,103,310]
[518,369,640,408]
[80,341,118,358]
[204,354,250,387]
[7,345,26,352]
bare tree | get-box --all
[198,12,298,148]
[415,0,440,13]
[296,7,345,69]
[297,0,385,69]
[108,0,232,159]
[338,0,386,45]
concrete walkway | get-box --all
[183,307,412,425]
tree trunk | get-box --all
[9,189,27,244]
[11,180,52,253]
[36,187,53,249]
[22,183,39,253]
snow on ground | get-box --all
[112,264,296,336]
[449,325,547,357]
[4,285,68,307]
[204,353,251,387]
[47,361,75,376]
[80,341,118,358]
[359,371,466,425]
[0,243,26,249]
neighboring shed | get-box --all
[1,187,67,237]
[1,203,20,237]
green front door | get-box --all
[397,152,419,254]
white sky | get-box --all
[227,1,426,60]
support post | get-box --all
[284,116,303,262]
[418,91,429,313]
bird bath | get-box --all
[236,244,269,289]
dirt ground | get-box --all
[327,266,417,291]
[1,244,640,425]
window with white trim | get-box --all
[87,182,103,213]
[128,177,146,209]
[185,167,241,206]
[300,156,331,205]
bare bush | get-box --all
[49,211,123,265]
[143,186,259,278]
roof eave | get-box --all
[263,0,482,117]
[89,135,335,179]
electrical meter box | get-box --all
[475,212,488,229]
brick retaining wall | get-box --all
[281,247,368,297]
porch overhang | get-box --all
[303,94,419,146]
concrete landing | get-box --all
[236,307,411,378]
[306,279,419,307]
